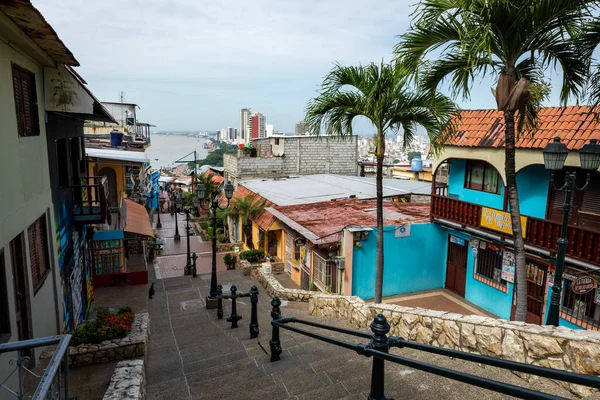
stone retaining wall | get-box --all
[41,313,149,367]
[103,359,145,400]
[252,269,600,397]
[217,242,242,253]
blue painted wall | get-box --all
[352,223,447,299]
[447,159,505,209]
[541,290,584,330]
[515,165,550,219]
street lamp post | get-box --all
[542,137,600,326]
[172,187,181,241]
[155,190,162,229]
[197,180,235,308]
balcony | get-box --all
[72,176,111,225]
[431,194,600,266]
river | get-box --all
[145,135,211,170]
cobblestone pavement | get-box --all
[145,270,576,400]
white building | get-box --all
[219,128,227,142]
[266,124,274,137]
[239,108,252,145]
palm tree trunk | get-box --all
[504,110,527,322]
[374,132,385,304]
[245,223,254,250]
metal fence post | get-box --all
[226,285,242,328]
[62,349,69,399]
[269,296,282,362]
[249,286,259,339]
[217,284,223,319]
[368,314,390,400]
[192,252,198,278]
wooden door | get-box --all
[267,231,278,258]
[10,234,31,348]
[525,260,548,325]
[300,268,310,290]
[446,235,468,297]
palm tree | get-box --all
[305,61,457,303]
[228,194,267,250]
[395,0,592,321]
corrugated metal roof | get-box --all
[239,174,431,206]
[446,106,600,150]
[86,148,149,163]
[268,199,431,244]
[0,0,79,66]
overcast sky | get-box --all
[35,0,568,133]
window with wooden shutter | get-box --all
[12,64,40,137]
[27,215,50,292]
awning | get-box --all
[86,148,150,164]
[124,199,154,237]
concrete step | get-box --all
[191,375,288,400]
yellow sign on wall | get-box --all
[480,207,527,238]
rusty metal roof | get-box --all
[0,0,79,66]
[446,106,600,150]
[269,199,431,244]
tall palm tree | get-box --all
[228,194,267,250]
[305,62,457,303]
[395,0,593,321]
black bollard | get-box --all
[192,253,198,277]
[249,286,259,339]
[217,284,223,319]
[269,296,282,362]
[367,314,391,400]
[226,285,242,328]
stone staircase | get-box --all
[146,270,577,400]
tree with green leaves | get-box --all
[407,151,422,162]
[227,194,267,250]
[395,0,593,321]
[305,62,457,303]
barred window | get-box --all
[313,253,331,290]
[560,269,600,330]
[27,215,50,292]
[474,240,508,291]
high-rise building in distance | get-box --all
[240,108,252,144]
[251,112,266,139]
[295,121,309,135]
[228,127,236,141]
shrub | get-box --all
[239,249,265,263]
[70,308,135,346]
[223,253,237,270]
[199,221,209,230]
[218,236,229,243]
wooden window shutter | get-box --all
[28,216,49,291]
[11,64,39,137]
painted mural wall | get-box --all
[352,223,447,299]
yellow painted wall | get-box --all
[251,221,260,250]
[89,161,126,203]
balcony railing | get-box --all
[0,335,71,399]
[431,195,600,266]
[72,176,111,225]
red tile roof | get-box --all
[271,199,431,244]
[446,106,600,150]
[220,185,275,230]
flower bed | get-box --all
[71,307,135,346]
[41,312,149,367]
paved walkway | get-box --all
[384,289,497,318]
[146,270,575,400]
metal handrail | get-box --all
[0,335,71,400]
[267,297,600,400]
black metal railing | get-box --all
[0,335,71,399]
[216,285,260,338]
[268,297,600,400]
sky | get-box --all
[34,0,570,134]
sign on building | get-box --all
[395,224,411,238]
[480,207,527,238]
[572,276,597,295]
[449,234,466,246]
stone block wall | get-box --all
[251,268,600,397]
[41,313,149,367]
[103,359,145,400]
